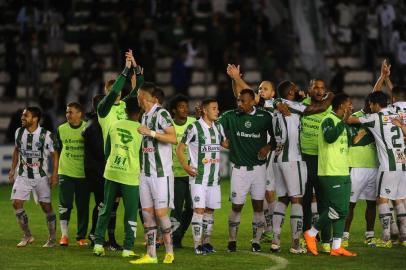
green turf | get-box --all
[0,180,404,270]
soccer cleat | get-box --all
[93,244,105,256]
[227,241,237,252]
[342,237,349,248]
[251,242,261,252]
[261,231,273,243]
[375,239,392,248]
[270,243,281,253]
[364,237,377,247]
[330,247,357,256]
[106,240,123,251]
[76,239,89,246]
[289,247,307,254]
[59,236,69,246]
[42,238,56,248]
[122,250,140,258]
[303,231,318,256]
[202,243,216,253]
[163,253,175,264]
[320,242,331,253]
[17,236,35,247]
[129,254,158,264]
[195,245,206,255]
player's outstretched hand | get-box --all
[227,64,241,80]
[183,165,197,177]
[125,49,137,67]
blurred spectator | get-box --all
[139,19,158,55]
[171,49,189,95]
[377,1,396,53]
[208,13,226,83]
[4,37,19,98]
[43,7,65,70]
[395,33,406,84]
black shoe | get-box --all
[227,241,237,252]
[88,234,96,247]
[202,243,216,253]
[107,240,123,251]
[195,245,206,255]
[252,242,261,252]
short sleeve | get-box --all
[358,114,377,128]
[181,124,196,145]
[217,111,230,130]
[158,109,174,130]
[45,131,55,152]
[216,123,227,141]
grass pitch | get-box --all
[0,180,404,270]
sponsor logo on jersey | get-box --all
[142,147,155,153]
[200,144,220,153]
[236,131,261,138]
[194,196,200,202]
[201,158,220,164]
[117,128,133,144]
[385,188,391,194]
[244,121,252,128]
[21,150,42,158]
[35,141,43,148]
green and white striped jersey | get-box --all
[359,108,406,171]
[140,104,174,177]
[392,102,406,124]
[263,99,275,113]
[181,118,226,186]
[272,99,306,162]
[15,126,55,179]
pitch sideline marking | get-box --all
[242,251,289,270]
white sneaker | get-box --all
[289,247,307,254]
[17,236,35,247]
[42,238,56,248]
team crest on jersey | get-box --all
[244,121,252,128]
[35,142,42,148]
[194,196,200,202]
[385,188,391,194]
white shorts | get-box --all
[190,181,221,210]
[265,151,276,192]
[230,163,266,204]
[377,171,406,200]
[274,161,307,198]
[11,176,51,203]
[350,168,378,202]
[140,174,174,209]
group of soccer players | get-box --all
[7,50,406,264]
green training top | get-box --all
[318,112,349,176]
[104,119,142,186]
[57,121,86,178]
[218,107,272,167]
[173,116,196,177]
[97,71,144,147]
[300,97,332,155]
[348,110,378,168]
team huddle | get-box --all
[8,50,406,264]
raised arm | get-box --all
[123,49,145,101]
[227,64,251,98]
[373,59,392,93]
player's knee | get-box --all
[155,208,168,217]
[12,200,22,209]
[194,208,205,214]
[231,204,243,212]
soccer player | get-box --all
[93,97,143,257]
[226,63,277,242]
[270,81,308,254]
[132,82,177,264]
[304,93,357,257]
[300,79,333,253]
[9,107,58,247]
[218,88,273,252]
[177,98,227,254]
[347,91,406,248]
[56,102,89,246]
[96,50,143,249]
[169,94,196,248]
[343,97,378,247]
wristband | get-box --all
[150,131,156,138]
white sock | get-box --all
[343,231,350,239]
[142,210,157,258]
[332,237,341,250]
[157,215,173,254]
[191,213,203,248]
[60,220,68,237]
[228,210,241,242]
[378,203,392,241]
[290,203,303,242]
[395,203,406,240]
[308,226,319,237]
[265,201,276,232]
[252,211,266,244]
[203,212,214,244]
[272,202,286,244]
[365,231,374,239]
[389,201,399,236]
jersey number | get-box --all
[390,126,402,148]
